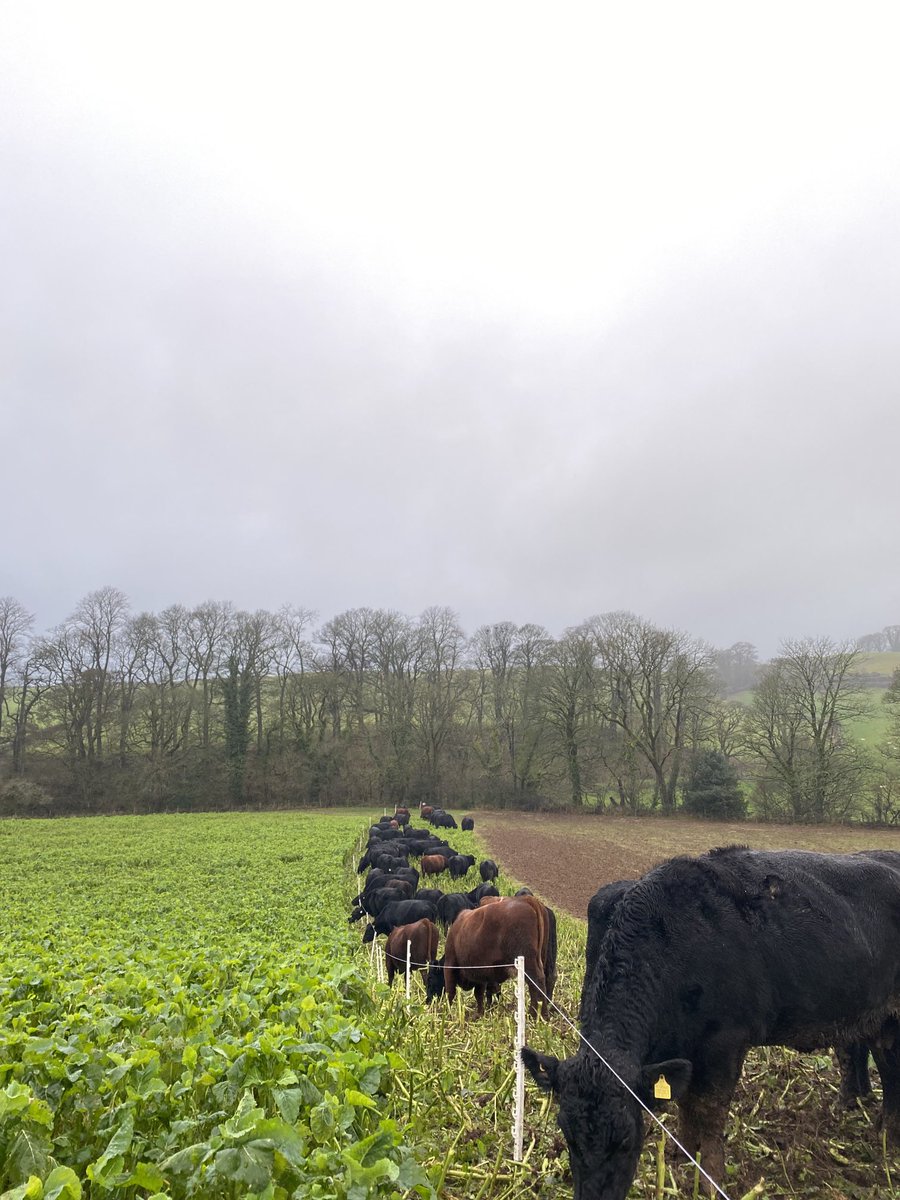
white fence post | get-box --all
[369,930,385,984]
[406,939,412,999]
[513,955,526,1162]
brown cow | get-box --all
[426,895,557,1018]
[421,854,448,876]
[384,918,440,987]
[478,895,502,905]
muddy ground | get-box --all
[477,809,900,918]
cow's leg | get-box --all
[677,1053,744,1196]
[525,953,546,1019]
[870,1037,900,1144]
[444,964,457,1006]
[473,984,486,1019]
[836,1041,872,1106]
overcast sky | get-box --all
[2,2,898,657]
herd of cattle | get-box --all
[352,806,558,1018]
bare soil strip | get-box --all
[478,810,900,919]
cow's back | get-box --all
[585,846,900,1054]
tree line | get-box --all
[1,589,898,823]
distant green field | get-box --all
[849,691,894,745]
[729,650,897,749]
[855,650,900,676]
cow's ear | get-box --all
[641,1058,692,1105]
[521,1047,560,1093]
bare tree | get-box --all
[412,606,470,801]
[710,699,750,759]
[714,642,759,696]
[589,611,717,812]
[0,596,34,744]
[747,638,868,821]
[70,586,130,759]
[471,621,551,796]
[9,640,53,775]
[271,606,317,747]
[366,609,423,805]
[543,625,596,806]
[318,608,379,735]
[185,601,232,750]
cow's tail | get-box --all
[542,904,558,1002]
[518,894,548,980]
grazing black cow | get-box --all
[467,882,500,904]
[351,870,405,905]
[435,891,476,929]
[580,874,876,1101]
[461,816,475,831]
[403,827,433,844]
[349,880,415,922]
[369,850,409,872]
[362,898,438,943]
[448,854,476,879]
[523,846,900,1200]
[386,865,420,890]
[478,860,499,883]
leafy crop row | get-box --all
[0,812,429,1199]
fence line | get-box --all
[361,937,734,1200]
[383,950,517,970]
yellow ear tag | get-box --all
[653,1075,671,1101]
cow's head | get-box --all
[521,1047,691,1200]
[424,956,445,1003]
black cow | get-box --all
[386,865,420,890]
[580,878,634,1024]
[461,816,475,831]
[362,898,438,943]
[523,846,900,1200]
[435,891,476,929]
[478,860,499,883]
[448,854,476,879]
[581,874,875,1098]
[349,880,414,922]
[467,882,500,904]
